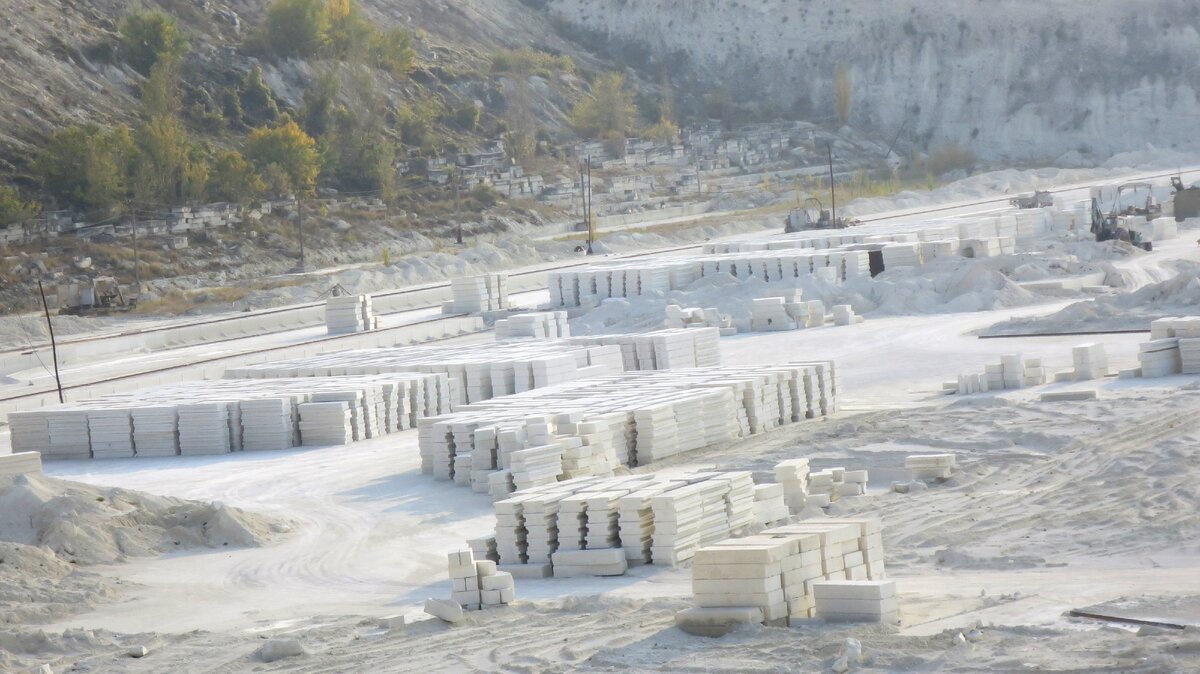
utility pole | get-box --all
[130,203,140,296]
[454,170,463,245]
[36,279,64,404]
[827,142,837,224]
[585,156,594,255]
[295,196,306,272]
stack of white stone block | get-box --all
[679,517,888,629]
[448,274,508,314]
[831,305,859,326]
[8,373,444,459]
[774,459,810,513]
[1071,343,1110,381]
[492,472,767,570]
[953,354,1045,394]
[1133,317,1200,378]
[905,454,957,481]
[806,467,869,504]
[0,451,43,478]
[752,484,790,526]
[447,549,515,610]
[228,330,718,406]
[750,294,807,332]
[813,580,898,623]
[324,294,375,335]
[665,304,735,336]
[297,402,354,446]
[881,243,921,268]
[419,363,838,494]
[495,312,570,340]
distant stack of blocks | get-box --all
[494,312,570,340]
[324,294,376,335]
[447,274,509,314]
[488,472,762,573]
[952,354,1046,394]
[905,454,958,481]
[0,451,42,478]
[8,373,448,459]
[1132,317,1200,378]
[675,517,888,631]
[418,362,838,498]
[1066,343,1111,381]
[665,304,735,336]
[446,549,516,610]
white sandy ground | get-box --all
[5,305,1198,671]
[4,164,1200,671]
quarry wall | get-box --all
[547,0,1200,162]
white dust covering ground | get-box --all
[9,385,1200,672]
[0,472,286,670]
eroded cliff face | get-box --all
[547,0,1200,162]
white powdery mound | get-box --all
[987,266,1200,336]
[571,257,1040,335]
[0,473,283,565]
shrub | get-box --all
[207,150,265,202]
[243,120,320,196]
[451,103,480,131]
[570,72,637,138]
[370,28,416,76]
[119,10,188,74]
[262,0,329,58]
[239,66,280,126]
[491,48,574,78]
[34,125,136,210]
[0,184,40,227]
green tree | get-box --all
[570,72,638,138]
[370,28,416,75]
[321,67,394,198]
[34,125,136,210]
[119,9,188,74]
[451,103,480,132]
[262,0,330,58]
[326,0,372,59]
[140,59,182,119]
[0,185,40,227]
[240,66,280,126]
[207,150,266,202]
[243,120,321,195]
[133,115,208,205]
[300,69,342,137]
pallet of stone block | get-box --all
[1138,338,1182,378]
[812,580,898,623]
[550,548,629,577]
[225,340,631,405]
[495,311,570,340]
[674,606,765,637]
[7,373,443,459]
[0,451,43,477]
[325,294,374,335]
[905,454,957,481]
[1039,390,1098,402]
[416,364,833,489]
[1072,343,1110,381]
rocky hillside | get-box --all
[544,0,1200,163]
[0,0,599,178]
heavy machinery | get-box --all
[1090,183,1156,251]
[1171,176,1200,221]
[57,276,136,315]
[786,197,857,232]
[1010,190,1054,209]
[785,143,862,233]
